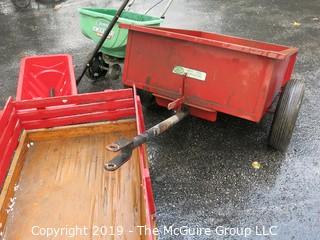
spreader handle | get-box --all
[77,0,131,85]
[161,0,174,18]
[144,0,174,18]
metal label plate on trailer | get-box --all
[172,66,207,81]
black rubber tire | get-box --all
[137,89,156,108]
[268,79,305,152]
[11,0,31,8]
[109,64,122,80]
[35,0,64,3]
[85,52,108,81]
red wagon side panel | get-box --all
[121,24,298,122]
[16,54,77,100]
[0,98,22,187]
[134,91,157,240]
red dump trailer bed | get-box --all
[121,24,298,122]
[119,24,304,152]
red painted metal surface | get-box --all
[0,89,156,240]
[121,24,298,122]
[16,54,77,100]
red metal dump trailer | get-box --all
[120,24,304,152]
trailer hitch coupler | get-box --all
[105,110,188,171]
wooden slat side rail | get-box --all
[0,122,22,188]
[14,89,136,130]
[17,99,134,121]
[0,132,28,233]
[135,94,156,240]
[0,98,14,128]
[22,108,135,130]
[0,111,18,155]
[14,89,133,110]
[0,98,23,188]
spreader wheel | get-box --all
[109,64,122,80]
[268,79,305,152]
[137,89,156,108]
[11,0,31,8]
[85,52,108,81]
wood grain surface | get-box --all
[3,122,147,240]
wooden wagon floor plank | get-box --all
[3,123,144,240]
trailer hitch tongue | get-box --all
[105,110,188,171]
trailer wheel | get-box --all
[85,52,108,81]
[268,79,305,152]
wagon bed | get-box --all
[0,89,156,240]
[4,121,144,239]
